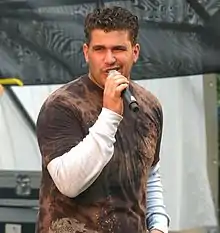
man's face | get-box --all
[83,29,140,88]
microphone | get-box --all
[108,70,139,113]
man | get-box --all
[36,6,170,233]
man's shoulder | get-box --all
[43,75,87,108]
[36,75,89,123]
[132,81,162,111]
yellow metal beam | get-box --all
[0,78,23,86]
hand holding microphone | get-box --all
[103,70,139,115]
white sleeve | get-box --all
[146,162,170,233]
[47,107,122,198]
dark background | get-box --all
[0,0,220,85]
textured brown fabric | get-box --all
[36,75,163,233]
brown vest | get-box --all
[36,75,162,233]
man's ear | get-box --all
[83,43,89,63]
[133,43,140,63]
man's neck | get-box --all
[88,73,104,90]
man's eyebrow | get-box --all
[92,45,127,50]
[92,45,106,49]
[112,45,127,50]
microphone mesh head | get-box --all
[108,70,120,77]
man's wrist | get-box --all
[150,229,164,233]
[149,224,168,233]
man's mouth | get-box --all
[104,67,121,74]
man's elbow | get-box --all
[47,158,80,198]
[55,181,79,198]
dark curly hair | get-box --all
[84,6,139,45]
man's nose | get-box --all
[104,50,116,64]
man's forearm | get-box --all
[146,163,170,233]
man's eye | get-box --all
[94,47,104,51]
[114,48,126,52]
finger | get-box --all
[106,76,129,86]
[107,73,127,81]
[104,81,128,95]
[114,77,129,84]
[115,83,129,96]
[104,81,128,96]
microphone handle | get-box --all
[122,88,139,113]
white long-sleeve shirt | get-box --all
[47,107,169,232]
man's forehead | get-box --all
[89,29,131,46]
[91,29,130,39]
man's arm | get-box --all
[37,104,122,198]
[146,162,170,233]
